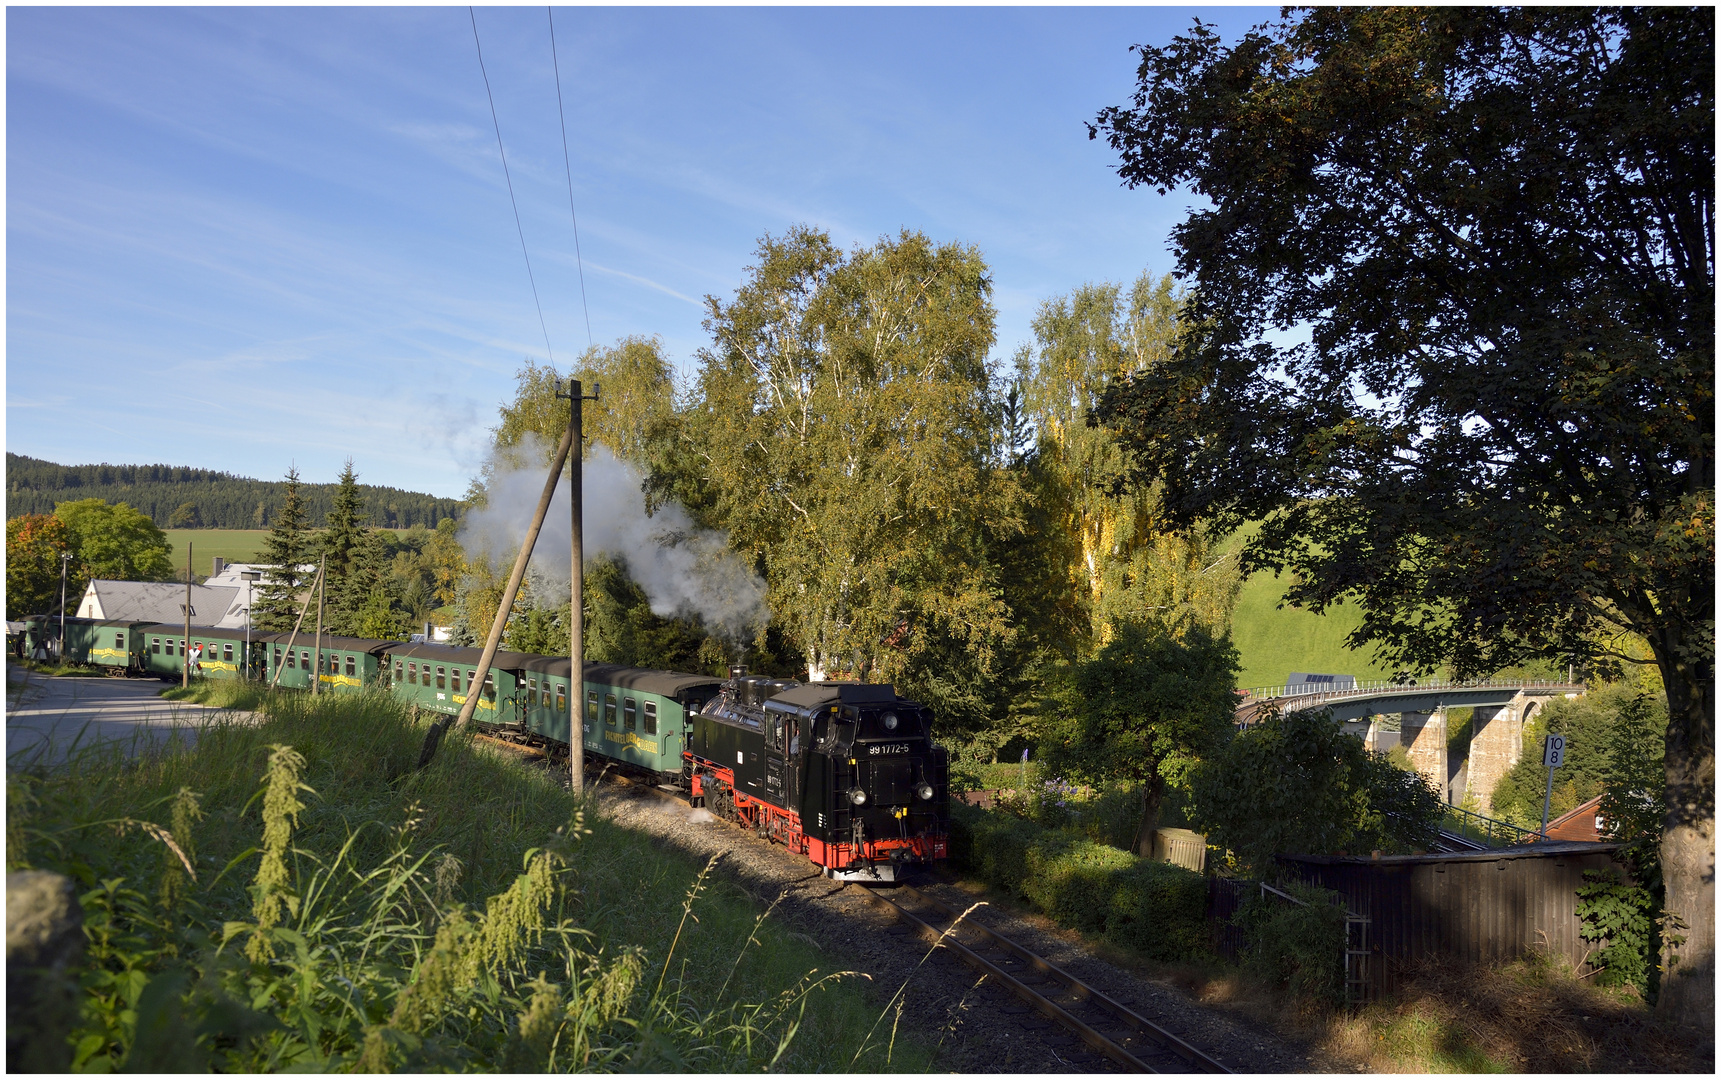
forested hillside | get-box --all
[5,454,463,529]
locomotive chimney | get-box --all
[729,664,747,679]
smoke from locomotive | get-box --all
[461,438,768,639]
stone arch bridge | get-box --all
[1236,679,1586,812]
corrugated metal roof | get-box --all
[78,580,242,627]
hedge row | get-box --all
[948,803,1210,962]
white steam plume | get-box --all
[460,437,768,640]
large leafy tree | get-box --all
[1014,271,1240,648]
[54,499,175,583]
[6,513,78,619]
[681,226,1022,743]
[1043,620,1239,851]
[1089,8,1713,1017]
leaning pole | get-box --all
[417,418,576,770]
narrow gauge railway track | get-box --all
[859,883,1231,1074]
[575,769,1233,1074]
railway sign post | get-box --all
[1539,733,1566,838]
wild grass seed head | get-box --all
[159,786,204,910]
[505,974,565,1072]
[247,743,310,962]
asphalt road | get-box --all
[6,667,250,765]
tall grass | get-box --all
[8,687,932,1071]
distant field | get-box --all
[1230,568,1400,690]
[165,529,411,579]
[1221,521,1400,691]
[165,529,269,574]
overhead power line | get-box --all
[469,6,556,366]
[547,6,595,354]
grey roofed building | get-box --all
[75,580,244,628]
[203,561,312,627]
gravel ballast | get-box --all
[590,778,1324,1073]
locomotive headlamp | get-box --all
[849,787,868,806]
[916,782,935,801]
[882,711,899,731]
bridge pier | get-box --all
[1464,695,1543,814]
[1400,710,1449,800]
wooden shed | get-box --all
[1277,841,1625,996]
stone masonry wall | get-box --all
[1400,710,1448,801]
[1465,703,1524,813]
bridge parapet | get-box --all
[1236,679,1586,811]
[1237,678,1584,726]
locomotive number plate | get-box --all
[868,743,910,756]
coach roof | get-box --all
[527,659,723,698]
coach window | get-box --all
[556,685,567,714]
[394,660,403,683]
[286,650,296,669]
[345,655,355,676]
[300,650,310,669]
[643,701,658,736]
[483,672,496,701]
[623,698,637,732]
[151,637,160,654]
[435,666,446,690]
[526,678,538,707]
[586,691,598,721]
[115,633,125,649]
[604,694,618,727]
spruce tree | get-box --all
[252,466,313,631]
[341,530,410,640]
[325,457,373,632]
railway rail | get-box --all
[587,767,1233,1074]
[859,883,1231,1073]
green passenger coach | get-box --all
[544,662,721,784]
[381,642,533,722]
[260,633,385,692]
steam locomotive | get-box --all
[22,616,950,883]
[686,671,949,882]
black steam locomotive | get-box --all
[685,670,949,881]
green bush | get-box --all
[1234,881,1347,1005]
[949,803,1208,962]
[1575,869,1654,995]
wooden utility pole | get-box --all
[312,555,326,695]
[182,542,193,689]
[270,559,324,690]
[448,420,577,734]
[561,377,597,794]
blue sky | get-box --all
[7,6,1270,499]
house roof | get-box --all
[1543,794,1607,843]
[76,580,244,628]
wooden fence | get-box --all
[1274,840,1623,996]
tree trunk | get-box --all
[1134,768,1165,858]
[1655,634,1714,1027]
